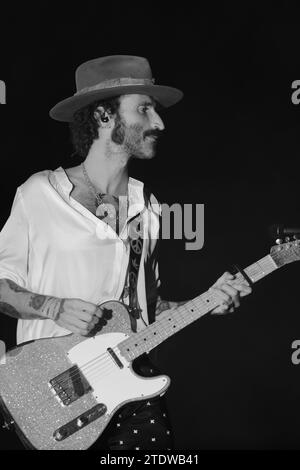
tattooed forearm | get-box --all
[0,302,21,318]
[155,297,188,316]
[29,295,47,310]
[0,278,60,320]
[6,279,29,293]
[39,297,63,321]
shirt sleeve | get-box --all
[0,188,29,287]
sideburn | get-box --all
[111,115,126,145]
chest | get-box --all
[69,181,127,234]
[70,185,98,215]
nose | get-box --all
[151,109,165,131]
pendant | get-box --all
[96,202,117,220]
[96,204,109,219]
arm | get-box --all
[0,278,61,320]
[0,189,102,335]
[0,278,103,335]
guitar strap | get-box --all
[122,187,151,332]
[126,215,144,332]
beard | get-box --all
[111,115,159,159]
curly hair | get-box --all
[69,96,120,159]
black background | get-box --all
[1,1,300,450]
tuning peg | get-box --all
[275,238,283,245]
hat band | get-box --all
[74,77,155,96]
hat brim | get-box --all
[49,84,183,122]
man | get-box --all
[0,55,251,450]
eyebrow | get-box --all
[138,100,156,108]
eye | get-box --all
[138,105,149,114]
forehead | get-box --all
[119,94,156,108]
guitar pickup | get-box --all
[49,365,92,406]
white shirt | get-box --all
[0,167,161,344]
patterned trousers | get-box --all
[89,355,174,451]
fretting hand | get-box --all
[209,271,252,315]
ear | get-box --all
[94,106,113,129]
[94,106,105,123]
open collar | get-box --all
[50,166,146,220]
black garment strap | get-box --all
[127,221,144,332]
[123,187,152,332]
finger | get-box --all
[211,305,229,315]
[224,280,252,297]
[218,283,238,297]
[209,287,231,305]
[222,271,235,280]
[218,284,240,308]
[94,307,104,318]
[212,272,235,289]
[227,281,251,291]
[238,285,252,297]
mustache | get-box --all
[143,130,163,139]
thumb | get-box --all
[94,306,104,318]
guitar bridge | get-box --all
[49,365,92,406]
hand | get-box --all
[209,271,252,315]
[54,298,103,336]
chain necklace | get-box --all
[81,162,116,220]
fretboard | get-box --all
[118,254,278,362]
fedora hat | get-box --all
[49,55,183,122]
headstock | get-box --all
[270,237,300,267]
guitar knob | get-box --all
[275,238,283,245]
[285,236,290,242]
[77,418,84,428]
[2,419,15,431]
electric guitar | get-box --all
[0,239,299,449]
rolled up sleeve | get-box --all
[0,188,29,287]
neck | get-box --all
[83,139,129,197]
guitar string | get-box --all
[49,257,275,393]
[45,304,196,401]
[47,302,200,394]
[47,303,186,390]
[46,283,248,395]
[39,270,271,407]
[45,262,271,400]
[15,252,288,414]
[46,295,220,398]
[38,252,293,409]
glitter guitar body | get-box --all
[0,300,170,450]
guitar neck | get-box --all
[118,254,278,361]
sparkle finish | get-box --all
[0,301,170,450]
